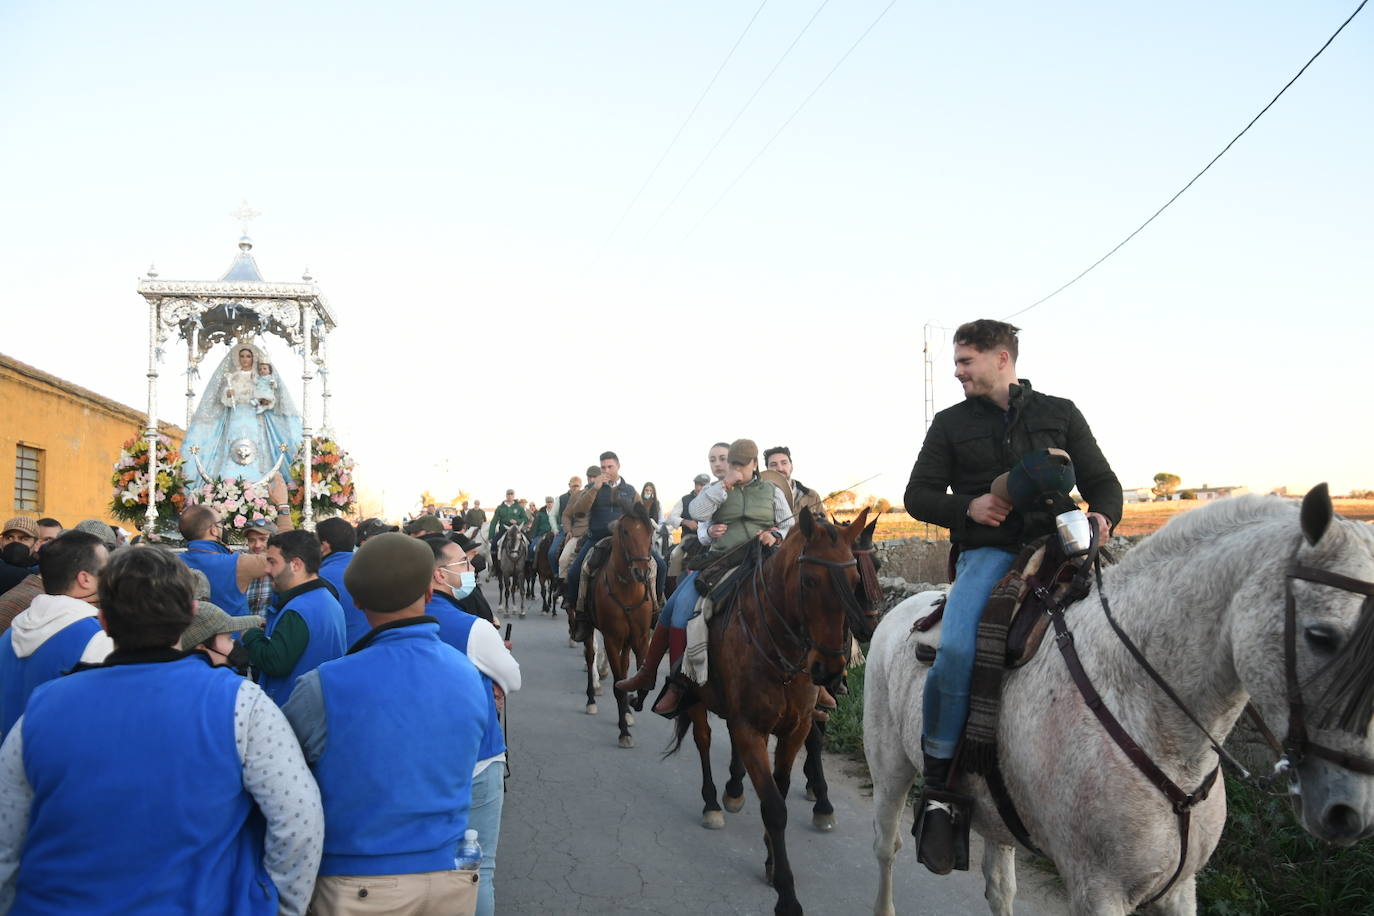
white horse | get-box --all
[866,486,1374,915]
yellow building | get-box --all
[1,353,182,529]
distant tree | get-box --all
[1152,473,1182,497]
[824,490,857,511]
[1349,489,1374,500]
[419,489,437,509]
[874,498,893,515]
[1179,489,1198,500]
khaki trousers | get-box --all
[557,536,582,579]
[667,542,686,577]
[309,870,478,916]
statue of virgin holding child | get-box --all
[184,342,303,483]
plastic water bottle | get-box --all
[454,829,482,871]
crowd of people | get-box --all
[0,498,520,916]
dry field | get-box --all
[838,498,1374,542]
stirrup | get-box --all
[911,785,972,874]
[650,675,690,719]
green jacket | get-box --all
[904,379,1121,550]
[709,477,779,555]
[530,508,556,540]
[489,502,528,541]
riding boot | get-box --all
[651,628,689,716]
[915,753,956,875]
[615,619,668,693]
[665,575,677,598]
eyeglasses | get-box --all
[440,558,473,570]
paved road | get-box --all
[487,580,1066,915]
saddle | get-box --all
[576,536,615,613]
[911,535,1085,670]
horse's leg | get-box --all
[605,632,635,749]
[1145,875,1197,916]
[723,738,746,813]
[869,732,917,916]
[590,632,602,696]
[981,842,1017,916]
[801,722,835,832]
[583,637,597,715]
[692,707,725,829]
[731,723,803,916]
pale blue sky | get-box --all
[2,1,1370,514]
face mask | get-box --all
[224,643,251,675]
[451,570,477,601]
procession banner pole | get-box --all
[300,304,314,530]
[143,291,161,538]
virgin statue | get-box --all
[183,342,303,483]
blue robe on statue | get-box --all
[184,343,303,484]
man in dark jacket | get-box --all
[562,452,648,642]
[903,319,1120,875]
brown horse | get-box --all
[667,507,872,916]
[584,502,656,747]
[533,532,557,614]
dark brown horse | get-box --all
[667,507,873,916]
[584,502,656,747]
[533,532,557,615]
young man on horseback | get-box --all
[564,452,669,642]
[487,490,527,555]
[764,446,825,520]
[617,439,792,715]
[904,319,1121,874]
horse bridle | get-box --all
[739,550,857,682]
[600,521,654,616]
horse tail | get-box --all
[661,711,692,760]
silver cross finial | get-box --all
[229,199,262,235]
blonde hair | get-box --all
[569,476,582,487]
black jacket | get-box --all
[904,380,1121,550]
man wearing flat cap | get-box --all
[282,533,488,915]
[903,319,1120,875]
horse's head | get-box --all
[836,510,883,641]
[614,501,655,584]
[783,506,870,692]
[1245,484,1374,845]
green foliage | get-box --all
[1197,772,1374,915]
[1153,472,1182,496]
[825,664,866,756]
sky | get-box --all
[2,1,1370,519]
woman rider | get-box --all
[616,439,791,715]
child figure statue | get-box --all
[254,361,277,415]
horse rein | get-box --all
[737,549,856,683]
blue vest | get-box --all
[588,481,637,540]
[259,582,345,706]
[0,617,102,742]
[425,593,506,761]
[181,540,249,616]
[318,552,368,649]
[16,655,276,914]
[312,621,487,876]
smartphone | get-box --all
[504,623,513,641]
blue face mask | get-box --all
[451,570,477,601]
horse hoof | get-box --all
[812,812,836,832]
[594,686,603,696]
[701,811,725,830]
[625,711,635,726]
[804,788,816,802]
[723,794,745,813]
[618,735,634,749]
[568,639,576,648]
[586,704,597,715]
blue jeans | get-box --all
[662,570,700,629]
[467,760,505,916]
[921,547,1017,759]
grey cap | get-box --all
[693,473,710,485]
[73,519,117,549]
[180,601,263,650]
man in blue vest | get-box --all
[316,517,366,648]
[0,545,324,914]
[0,531,114,740]
[423,536,521,916]
[564,451,666,642]
[241,530,346,706]
[282,533,487,915]
[178,474,294,616]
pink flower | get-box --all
[234,515,247,528]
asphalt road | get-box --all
[487,579,1067,916]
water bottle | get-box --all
[454,829,482,871]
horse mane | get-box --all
[1112,494,1296,571]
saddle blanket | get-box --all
[682,566,742,685]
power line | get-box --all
[642,0,833,240]
[592,1,770,257]
[683,0,899,242]
[1003,0,1369,321]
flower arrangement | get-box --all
[192,476,279,541]
[285,436,357,527]
[109,434,190,529]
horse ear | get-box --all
[862,515,879,544]
[1301,483,1333,546]
[847,507,871,542]
[799,507,816,538]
